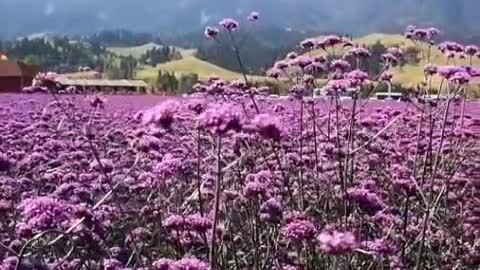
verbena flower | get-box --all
[170,258,209,270]
[283,219,317,242]
[346,187,386,214]
[153,258,174,270]
[248,11,260,22]
[424,64,438,76]
[197,105,242,135]
[185,213,212,233]
[330,59,351,72]
[204,27,219,39]
[318,231,357,255]
[249,114,282,141]
[143,101,179,129]
[301,39,316,50]
[163,214,184,230]
[18,196,72,232]
[379,71,394,82]
[219,18,239,32]
[260,198,283,222]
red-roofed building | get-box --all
[0,60,40,92]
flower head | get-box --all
[345,46,371,58]
[219,18,239,32]
[379,71,394,82]
[185,214,212,233]
[424,64,438,76]
[301,39,316,50]
[260,198,283,222]
[330,59,351,72]
[249,114,282,141]
[170,258,209,270]
[346,69,369,86]
[248,11,260,22]
[318,231,357,255]
[198,105,242,135]
[283,219,317,242]
[346,187,386,214]
[18,196,72,232]
[204,27,219,39]
[163,214,184,230]
[143,101,179,129]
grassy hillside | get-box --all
[136,55,252,84]
[309,33,480,88]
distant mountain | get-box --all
[1,0,480,39]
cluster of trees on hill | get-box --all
[156,70,198,94]
[0,37,102,73]
[139,47,182,67]
[102,55,138,80]
[89,30,162,47]
[195,39,292,75]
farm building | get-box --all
[0,60,40,92]
[56,77,148,93]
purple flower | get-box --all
[438,66,466,79]
[322,35,343,47]
[143,101,179,129]
[18,196,72,232]
[379,71,394,82]
[104,259,123,270]
[243,181,268,198]
[87,95,106,109]
[413,29,428,40]
[439,41,464,53]
[286,52,298,60]
[185,214,212,233]
[260,198,283,222]
[267,68,283,79]
[424,64,438,76]
[330,59,351,72]
[219,18,239,32]
[170,258,209,270]
[250,114,282,141]
[346,187,386,214]
[301,39,316,49]
[274,60,290,70]
[318,231,357,255]
[304,62,326,74]
[204,27,219,39]
[364,238,395,255]
[346,69,369,85]
[428,27,440,39]
[248,11,260,22]
[197,105,242,135]
[283,219,317,242]
[0,152,12,171]
[381,53,398,65]
[153,258,174,270]
[449,71,471,85]
[405,25,416,33]
[289,56,313,68]
[322,79,353,94]
[465,45,479,56]
[345,46,371,58]
[387,47,403,58]
[163,214,184,230]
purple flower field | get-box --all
[2,11,480,270]
[0,92,479,270]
